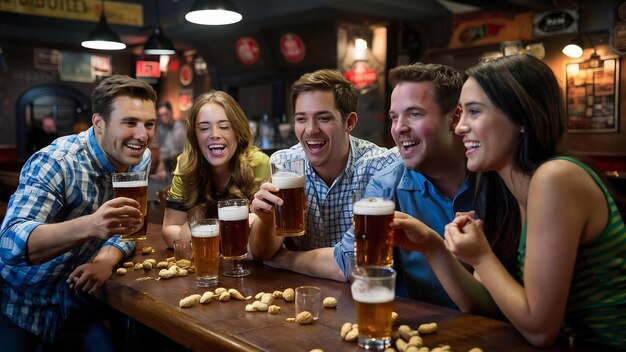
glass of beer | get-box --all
[112,171,148,241]
[351,266,396,350]
[352,192,395,267]
[189,218,220,287]
[270,158,305,237]
[217,199,250,277]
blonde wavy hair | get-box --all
[176,91,263,219]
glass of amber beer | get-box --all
[112,171,148,241]
[352,192,395,267]
[217,199,250,277]
[270,158,305,237]
[351,266,396,350]
[189,218,220,287]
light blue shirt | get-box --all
[270,136,400,251]
[0,127,148,341]
[334,160,473,308]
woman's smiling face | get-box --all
[195,102,238,172]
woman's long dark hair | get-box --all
[466,54,624,273]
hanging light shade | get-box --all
[81,7,126,50]
[144,27,176,55]
[562,35,583,59]
[185,0,242,25]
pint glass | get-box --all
[112,171,148,241]
[189,218,220,287]
[351,266,396,350]
[271,159,305,237]
[352,192,395,267]
[218,199,250,277]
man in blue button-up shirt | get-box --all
[0,75,157,350]
[332,63,474,308]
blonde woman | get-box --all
[162,91,269,248]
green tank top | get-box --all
[517,156,626,347]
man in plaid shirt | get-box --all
[250,69,399,280]
[0,75,157,350]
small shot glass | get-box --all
[295,286,321,320]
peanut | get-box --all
[116,268,127,275]
[396,338,408,352]
[176,259,191,268]
[272,290,283,299]
[165,256,176,262]
[215,287,227,295]
[133,263,143,270]
[122,261,134,268]
[405,346,420,352]
[142,261,153,270]
[407,335,423,347]
[158,268,176,279]
[176,268,188,277]
[260,292,274,305]
[417,322,437,335]
[431,345,450,352]
[200,291,214,304]
[295,311,314,324]
[391,311,398,322]
[283,288,295,301]
[322,296,337,308]
[144,258,157,266]
[251,300,268,312]
[398,324,419,341]
[245,304,257,312]
[340,322,353,338]
[267,305,281,314]
[141,246,154,255]
[345,328,358,342]
[189,294,202,304]
[255,292,265,299]
[228,288,245,300]
[156,261,169,269]
[179,295,198,308]
[217,292,231,302]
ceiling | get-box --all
[0,0,559,53]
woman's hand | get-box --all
[444,212,491,267]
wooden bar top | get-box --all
[97,223,592,352]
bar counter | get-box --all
[97,223,592,351]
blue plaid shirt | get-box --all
[270,136,400,251]
[0,127,147,342]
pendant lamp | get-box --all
[185,0,243,25]
[81,0,126,50]
[144,0,176,55]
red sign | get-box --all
[343,61,377,90]
[236,37,260,65]
[135,60,160,78]
[280,33,305,63]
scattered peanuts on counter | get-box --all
[200,291,214,304]
[133,263,143,270]
[115,268,127,275]
[272,290,283,299]
[156,261,169,269]
[228,288,245,300]
[122,261,134,268]
[217,292,231,302]
[260,292,274,305]
[417,322,437,335]
[141,246,155,255]
[322,296,337,308]
[176,259,191,268]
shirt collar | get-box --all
[87,126,117,174]
[398,166,470,199]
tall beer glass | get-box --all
[352,192,395,267]
[270,159,305,237]
[351,266,396,350]
[217,199,250,277]
[189,218,220,287]
[112,171,148,242]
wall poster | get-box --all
[565,56,619,133]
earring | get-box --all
[520,126,525,133]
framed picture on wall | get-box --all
[565,55,619,133]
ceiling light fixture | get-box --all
[81,0,126,50]
[562,35,584,58]
[144,0,176,55]
[185,0,243,25]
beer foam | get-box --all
[351,285,394,303]
[112,180,148,188]
[191,224,219,238]
[218,205,249,221]
[271,172,305,189]
[353,197,395,215]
